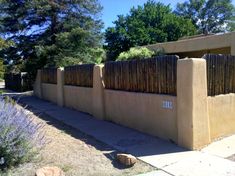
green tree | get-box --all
[175,0,235,34]
[228,9,235,31]
[0,60,4,79]
[228,17,235,31]
[117,47,156,61]
[104,0,196,61]
[0,38,11,49]
[0,0,103,75]
[0,38,14,78]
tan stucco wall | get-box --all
[208,94,235,140]
[146,32,235,57]
[64,85,93,114]
[104,89,178,142]
[177,58,210,149]
[42,83,57,104]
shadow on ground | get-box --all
[2,92,188,167]
[2,92,141,170]
[35,111,132,170]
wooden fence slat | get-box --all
[204,54,235,96]
[104,55,178,95]
[41,68,57,84]
[64,64,94,87]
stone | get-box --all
[35,166,64,176]
[117,153,137,166]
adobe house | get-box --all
[146,32,235,58]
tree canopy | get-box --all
[117,47,155,61]
[104,0,196,61]
[175,0,235,34]
[228,9,235,31]
[0,59,4,79]
[0,0,103,75]
[0,38,13,77]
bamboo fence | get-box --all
[104,55,178,95]
[204,54,235,96]
[41,68,57,84]
[64,64,94,87]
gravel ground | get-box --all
[6,105,155,176]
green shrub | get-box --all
[116,47,157,61]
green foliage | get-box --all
[0,60,4,79]
[175,0,235,34]
[104,0,196,61]
[0,38,13,49]
[117,47,157,61]
[0,38,13,76]
[228,12,235,31]
[0,0,104,76]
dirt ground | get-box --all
[7,106,155,176]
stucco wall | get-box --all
[104,89,178,142]
[208,94,235,140]
[42,83,57,104]
[64,85,93,114]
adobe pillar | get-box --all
[177,58,210,149]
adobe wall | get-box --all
[208,94,235,140]
[104,89,178,142]
[42,83,57,104]
[64,85,93,114]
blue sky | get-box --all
[100,0,235,29]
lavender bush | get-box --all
[0,97,45,170]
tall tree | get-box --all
[0,38,13,77]
[0,0,103,75]
[104,0,196,61]
[175,0,235,34]
[228,9,235,31]
[228,17,235,31]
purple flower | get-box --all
[0,97,46,170]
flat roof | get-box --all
[146,32,235,54]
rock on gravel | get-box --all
[117,153,137,166]
[35,166,64,176]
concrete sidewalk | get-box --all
[8,94,235,176]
